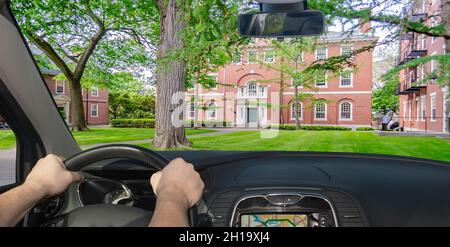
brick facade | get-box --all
[397,0,449,133]
[42,69,109,125]
[186,32,377,129]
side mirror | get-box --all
[238,11,325,38]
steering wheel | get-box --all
[60,144,198,227]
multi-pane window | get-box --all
[232,51,242,64]
[315,71,327,87]
[206,101,216,119]
[403,102,407,121]
[189,101,195,118]
[56,80,65,94]
[340,70,352,87]
[290,102,302,120]
[416,98,420,121]
[421,34,427,49]
[91,86,99,97]
[431,16,438,42]
[421,64,426,81]
[408,100,412,121]
[316,47,327,60]
[430,95,436,121]
[340,102,352,120]
[247,50,258,64]
[315,102,327,120]
[91,104,98,117]
[263,49,275,63]
[421,96,426,121]
[341,46,353,56]
[247,81,257,97]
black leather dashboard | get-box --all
[159,151,450,227]
[80,151,450,227]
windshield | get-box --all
[8,0,449,163]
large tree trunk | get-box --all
[69,78,88,131]
[153,0,192,149]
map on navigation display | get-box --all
[240,214,308,227]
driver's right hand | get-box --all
[150,158,204,209]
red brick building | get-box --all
[186,31,377,129]
[397,0,449,133]
[41,68,109,125]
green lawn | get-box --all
[72,127,214,145]
[0,130,16,149]
[0,128,215,149]
[137,131,450,162]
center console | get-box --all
[230,193,337,227]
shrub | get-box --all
[109,92,155,120]
[356,127,374,131]
[267,124,351,131]
[111,119,155,128]
[185,120,232,128]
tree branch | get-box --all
[25,30,74,81]
[73,0,106,82]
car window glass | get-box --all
[0,114,16,186]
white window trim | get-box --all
[421,34,427,49]
[408,100,412,121]
[206,102,217,120]
[415,97,420,121]
[315,73,328,88]
[91,86,99,97]
[403,102,407,121]
[90,104,98,118]
[55,80,65,94]
[339,71,353,88]
[421,95,426,121]
[421,64,426,81]
[314,103,327,121]
[315,47,328,60]
[338,101,353,121]
[431,16,438,43]
[290,102,303,120]
[247,50,258,64]
[340,46,353,56]
[263,49,275,64]
[187,102,195,119]
[430,93,437,122]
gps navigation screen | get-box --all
[240,214,308,227]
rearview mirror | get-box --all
[239,11,325,38]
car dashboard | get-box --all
[29,151,450,227]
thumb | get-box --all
[150,172,162,195]
[70,171,83,183]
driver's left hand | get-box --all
[24,154,83,198]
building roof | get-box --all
[40,68,61,76]
[321,31,378,43]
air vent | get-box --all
[326,190,366,227]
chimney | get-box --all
[358,18,371,33]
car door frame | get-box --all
[0,0,81,187]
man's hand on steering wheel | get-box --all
[0,154,82,226]
[149,158,205,227]
[25,154,83,198]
